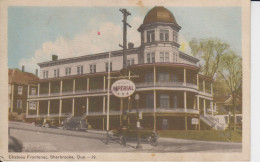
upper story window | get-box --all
[105,62,112,72]
[43,70,48,79]
[90,64,96,73]
[160,52,169,62]
[159,72,169,82]
[145,73,154,82]
[65,67,71,76]
[31,88,36,95]
[54,69,60,78]
[159,94,169,108]
[18,86,23,95]
[173,31,178,42]
[77,65,83,75]
[147,30,155,43]
[160,30,169,41]
[147,52,155,63]
[127,59,135,66]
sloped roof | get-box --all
[8,69,39,85]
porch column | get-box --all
[210,101,213,116]
[37,101,39,117]
[86,97,89,115]
[197,74,199,89]
[59,99,62,116]
[211,83,213,95]
[60,80,63,95]
[203,99,206,116]
[37,83,40,97]
[72,98,75,116]
[203,80,205,92]
[87,78,89,92]
[73,79,75,94]
[197,96,200,111]
[183,68,186,86]
[153,66,157,131]
[184,91,187,112]
[48,82,51,96]
[103,96,106,114]
[103,76,106,91]
[48,100,50,117]
[27,84,30,98]
[26,101,29,115]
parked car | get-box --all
[62,116,88,131]
[112,125,159,143]
[33,117,59,128]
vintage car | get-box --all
[33,117,60,128]
[112,125,159,143]
[62,116,88,131]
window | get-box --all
[65,67,71,76]
[54,69,60,78]
[77,66,83,75]
[145,73,154,82]
[8,84,11,94]
[160,30,169,41]
[159,72,169,82]
[173,31,178,42]
[43,70,48,79]
[127,59,135,66]
[160,94,169,108]
[160,52,169,62]
[147,52,155,63]
[31,88,36,95]
[17,100,22,109]
[18,86,23,95]
[172,74,179,82]
[29,101,36,110]
[105,62,112,72]
[173,94,178,108]
[147,30,155,42]
[146,93,154,108]
[90,64,96,73]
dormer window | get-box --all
[147,30,155,42]
[160,30,169,41]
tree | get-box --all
[189,38,230,78]
[220,51,242,130]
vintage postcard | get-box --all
[0,0,250,161]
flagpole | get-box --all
[106,52,111,144]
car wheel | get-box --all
[147,134,154,142]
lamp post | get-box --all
[135,93,142,149]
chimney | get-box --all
[35,69,38,76]
[22,65,25,72]
[52,54,58,61]
[128,42,134,49]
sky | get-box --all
[8,6,241,73]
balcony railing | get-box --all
[26,113,72,118]
[135,81,198,89]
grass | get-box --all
[158,129,242,142]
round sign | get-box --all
[111,79,136,98]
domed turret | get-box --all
[143,6,178,25]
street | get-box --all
[9,122,242,152]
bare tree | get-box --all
[189,38,230,78]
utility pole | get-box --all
[119,8,131,126]
[119,8,131,68]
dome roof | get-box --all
[143,6,177,25]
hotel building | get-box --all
[26,6,223,130]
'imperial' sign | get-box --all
[111,79,136,98]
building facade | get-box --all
[27,6,219,130]
[8,68,39,121]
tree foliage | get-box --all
[189,38,230,78]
